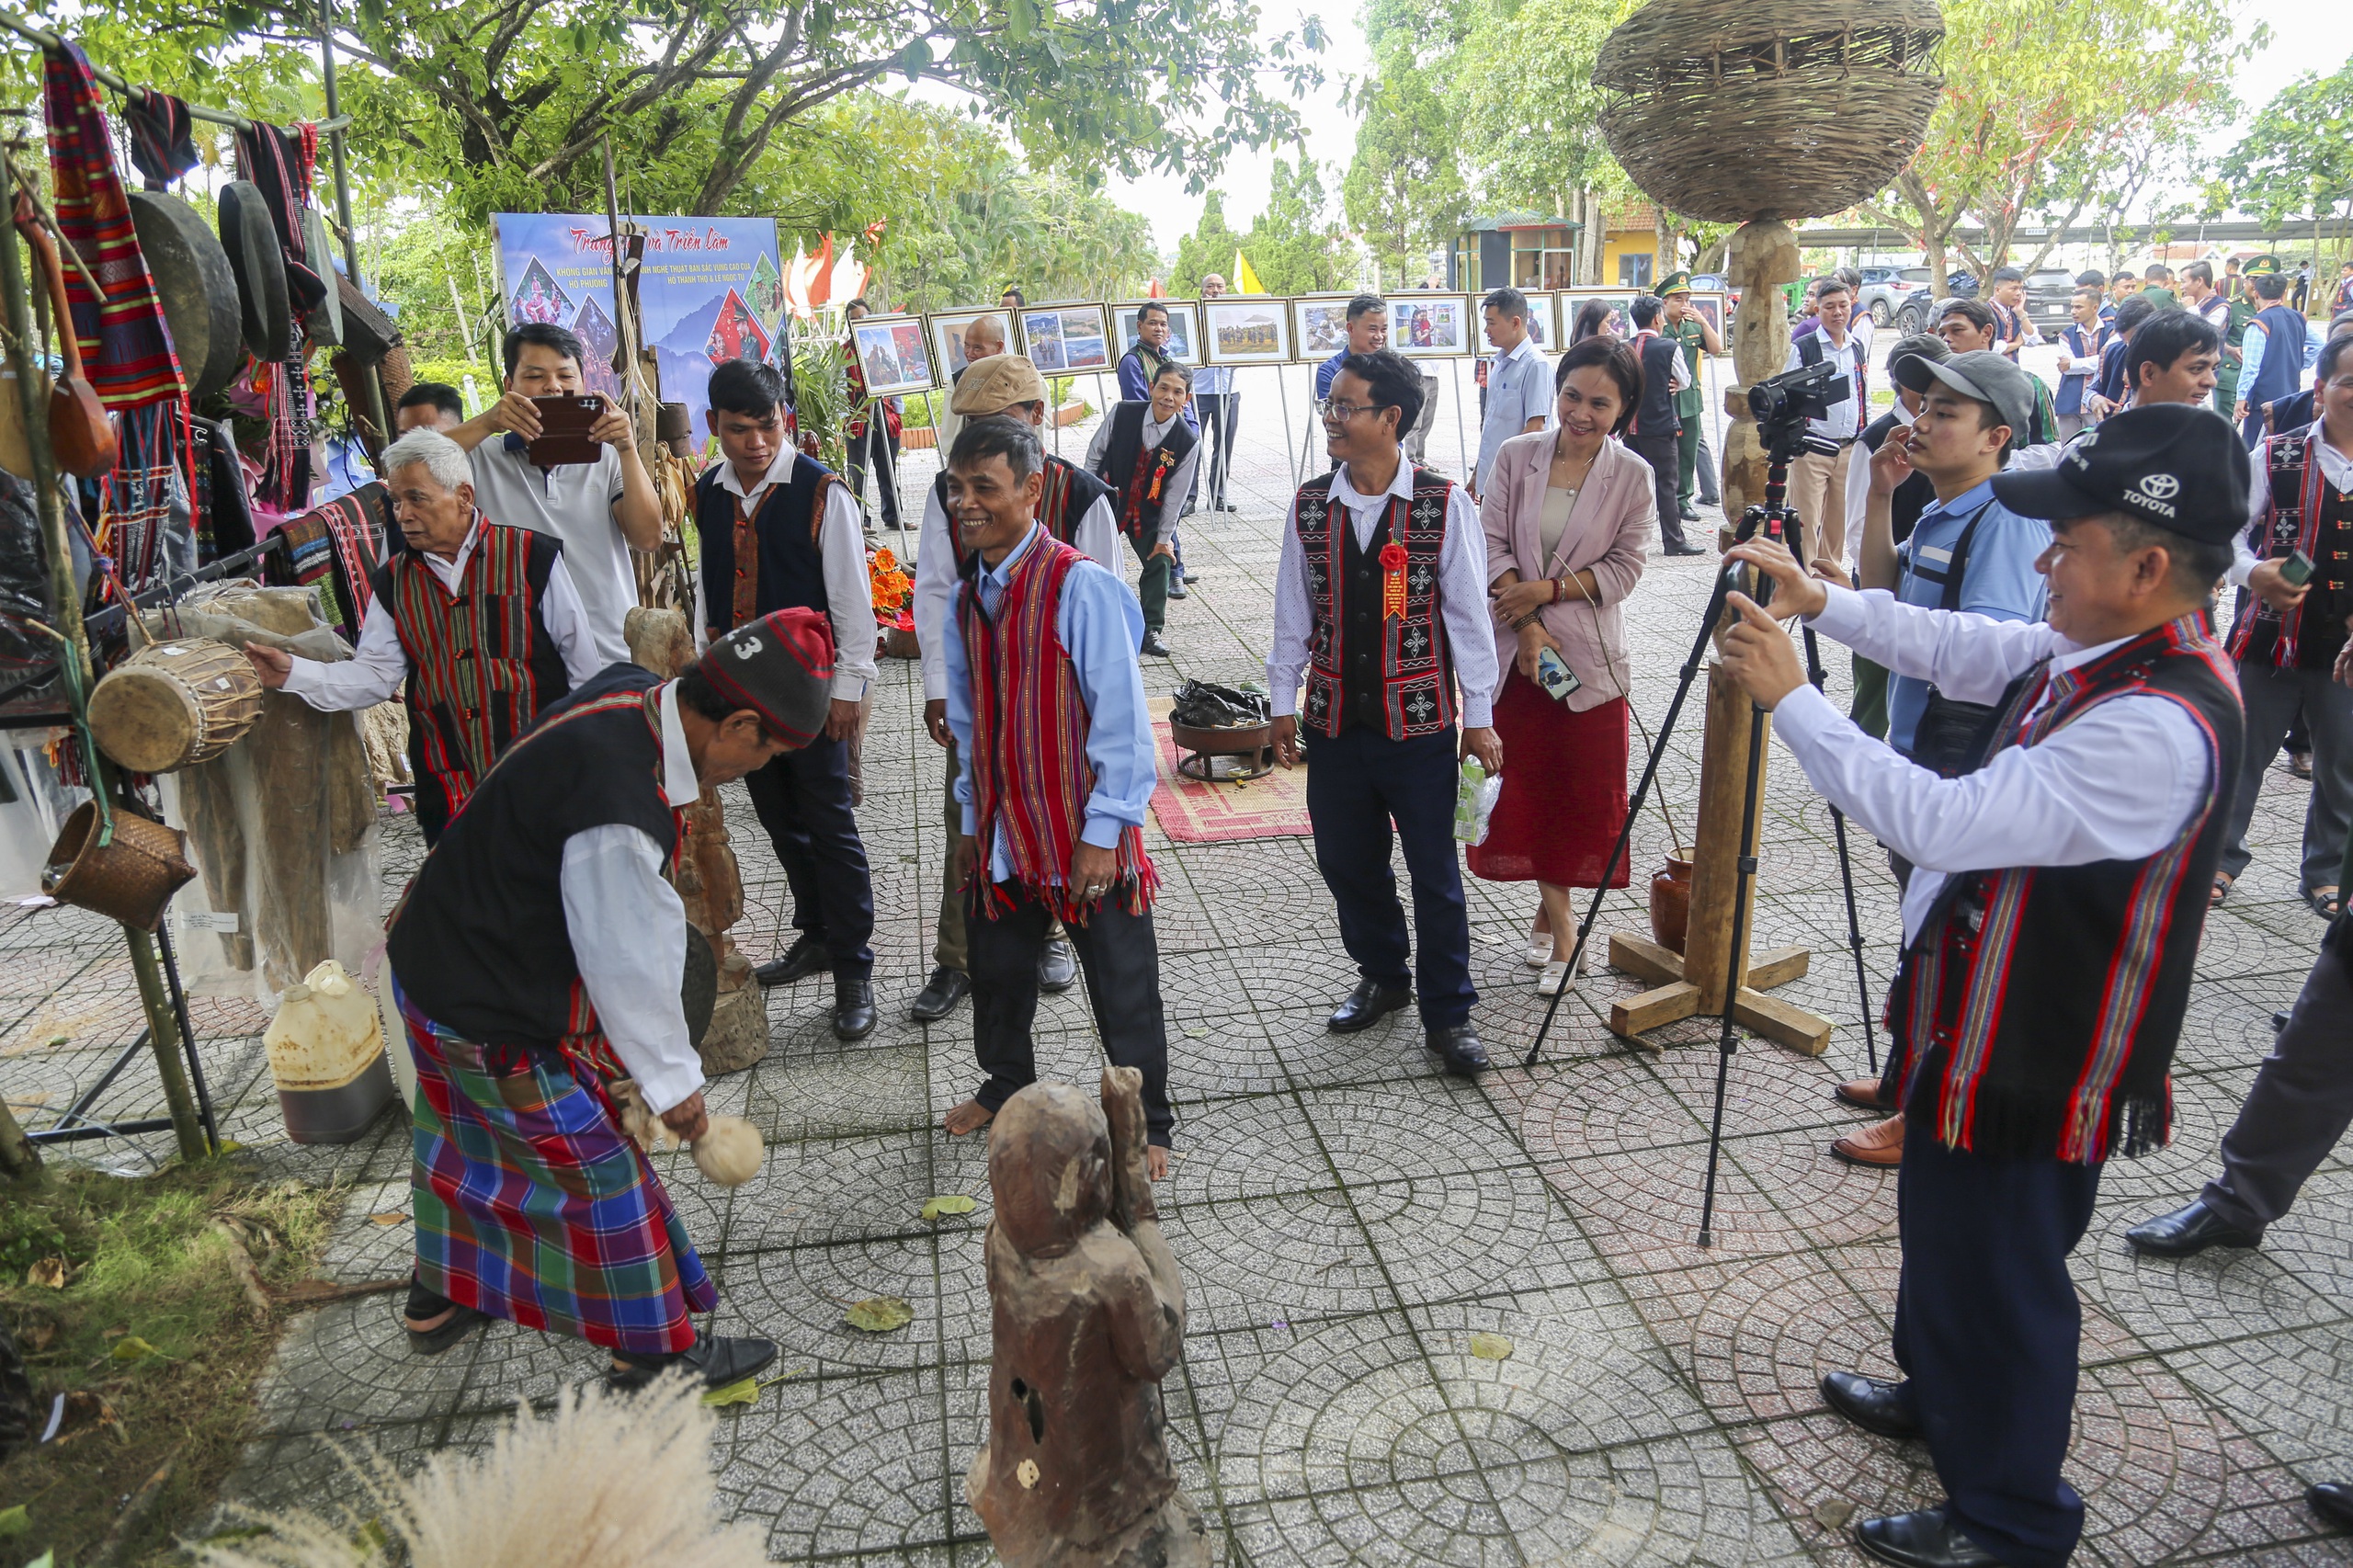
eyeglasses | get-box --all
[1316,398,1378,422]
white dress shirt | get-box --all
[914,472,1120,701]
[1783,329,1869,443]
[2228,422,2351,587]
[689,451,878,701]
[280,518,605,709]
[558,679,704,1115]
[1085,408,1202,546]
[1775,584,2213,945]
[1267,448,1500,729]
[466,438,638,665]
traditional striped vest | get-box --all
[957,533,1156,923]
[1294,468,1458,741]
[371,518,572,839]
[1882,614,2243,1164]
[2230,425,2351,671]
[932,454,1114,576]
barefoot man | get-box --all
[938,415,1174,1179]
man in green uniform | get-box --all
[1659,271,1725,524]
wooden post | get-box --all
[1684,664,1768,1014]
[0,1096,40,1178]
[1718,220,1801,538]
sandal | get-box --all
[404,1303,489,1356]
[2307,887,2343,920]
[2211,872,2234,908]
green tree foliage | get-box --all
[1172,192,1246,295]
[63,0,1322,222]
[2214,58,2353,231]
[1341,34,1469,289]
[1451,0,1631,211]
[1869,0,2254,290]
[1243,158,1357,295]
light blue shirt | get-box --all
[1193,362,1233,396]
[1887,478,2052,756]
[1477,335,1552,490]
[943,524,1157,884]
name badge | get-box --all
[1916,544,1955,565]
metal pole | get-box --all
[1274,367,1300,490]
[316,0,391,452]
[0,160,207,1163]
[1449,357,1469,481]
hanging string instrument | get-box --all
[4,192,116,480]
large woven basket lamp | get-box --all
[1596,0,1944,524]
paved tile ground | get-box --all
[6,351,2351,1564]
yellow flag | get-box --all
[1232,250,1266,295]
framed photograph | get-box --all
[1384,292,1472,358]
[1685,291,1730,339]
[851,314,936,397]
[1518,290,1559,351]
[927,308,1014,381]
[1112,300,1199,363]
[1201,298,1293,365]
[1290,295,1358,359]
[1018,303,1114,375]
[1559,288,1643,345]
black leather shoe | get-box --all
[1853,1506,2000,1568]
[1038,937,1078,994]
[1425,1023,1490,1076]
[1328,979,1411,1034]
[910,966,971,1022]
[1679,504,1700,522]
[403,1303,489,1357]
[1821,1370,1920,1438]
[2125,1198,2261,1257]
[2274,1008,2291,1032]
[2309,1482,2353,1531]
[608,1327,779,1392]
[1167,579,1188,599]
[833,975,877,1040]
[1664,543,1707,557]
[1140,633,1172,658]
[756,935,830,986]
[1182,569,1200,583]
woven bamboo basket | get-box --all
[1596,0,1944,224]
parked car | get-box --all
[1891,272,1984,335]
[2022,268,2076,336]
[1857,267,1929,328]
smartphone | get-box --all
[1535,645,1582,702]
[2279,550,2315,588]
[524,393,608,466]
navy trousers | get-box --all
[1302,725,1476,1028]
[1893,1119,2103,1568]
[742,733,875,974]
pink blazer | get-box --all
[1479,428,1654,711]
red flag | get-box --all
[807,233,837,307]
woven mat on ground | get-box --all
[1147,698,1310,843]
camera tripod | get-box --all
[1513,435,1884,1247]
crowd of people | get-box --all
[292,238,2353,1567]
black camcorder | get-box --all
[1746,356,1850,428]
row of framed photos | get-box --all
[847,290,1732,399]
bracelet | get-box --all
[1511,611,1542,631]
[1549,575,1563,604]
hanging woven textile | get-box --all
[96,404,191,588]
[234,123,324,516]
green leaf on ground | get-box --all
[919,1195,976,1221]
[845,1295,914,1333]
[0,1506,30,1539]
[108,1335,163,1363]
[1469,1332,1514,1361]
[702,1376,759,1408]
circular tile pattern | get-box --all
[1686,1253,1893,1424]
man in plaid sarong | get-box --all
[384,607,836,1390]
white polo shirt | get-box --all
[466,437,638,665]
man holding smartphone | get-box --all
[449,323,664,665]
[2211,332,2353,918]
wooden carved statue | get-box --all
[967,1069,1208,1568]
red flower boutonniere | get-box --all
[1380,541,1408,619]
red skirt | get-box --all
[1466,668,1630,888]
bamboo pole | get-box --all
[316,0,392,453]
[0,157,208,1164]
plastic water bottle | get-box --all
[1454,756,1502,846]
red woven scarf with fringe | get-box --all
[958,534,1155,924]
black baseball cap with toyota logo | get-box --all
[1990,403,2251,545]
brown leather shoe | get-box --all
[1832,1112,1905,1168]
[1834,1076,1883,1111]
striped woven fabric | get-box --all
[391,518,551,806]
[41,42,186,409]
[267,509,347,631]
[397,980,713,1355]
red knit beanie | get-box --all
[698,607,835,744]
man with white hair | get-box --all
[933,312,1010,460]
[244,428,604,844]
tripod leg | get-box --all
[1525,574,1739,1067]
[1697,699,1772,1248]
[1799,626,1881,1076]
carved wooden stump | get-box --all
[1718,220,1801,537]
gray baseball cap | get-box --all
[1889,348,2036,440]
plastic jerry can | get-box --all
[263,960,395,1143]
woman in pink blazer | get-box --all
[1468,336,1656,995]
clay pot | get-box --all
[1649,855,1695,954]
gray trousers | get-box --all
[1404,373,1439,468]
[2199,944,2353,1233]
[2220,660,2353,890]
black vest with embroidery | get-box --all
[1294,469,1457,740]
[931,454,1113,576]
[1099,402,1199,539]
[2231,426,2351,670]
[1881,617,2243,1164]
[697,455,832,636]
